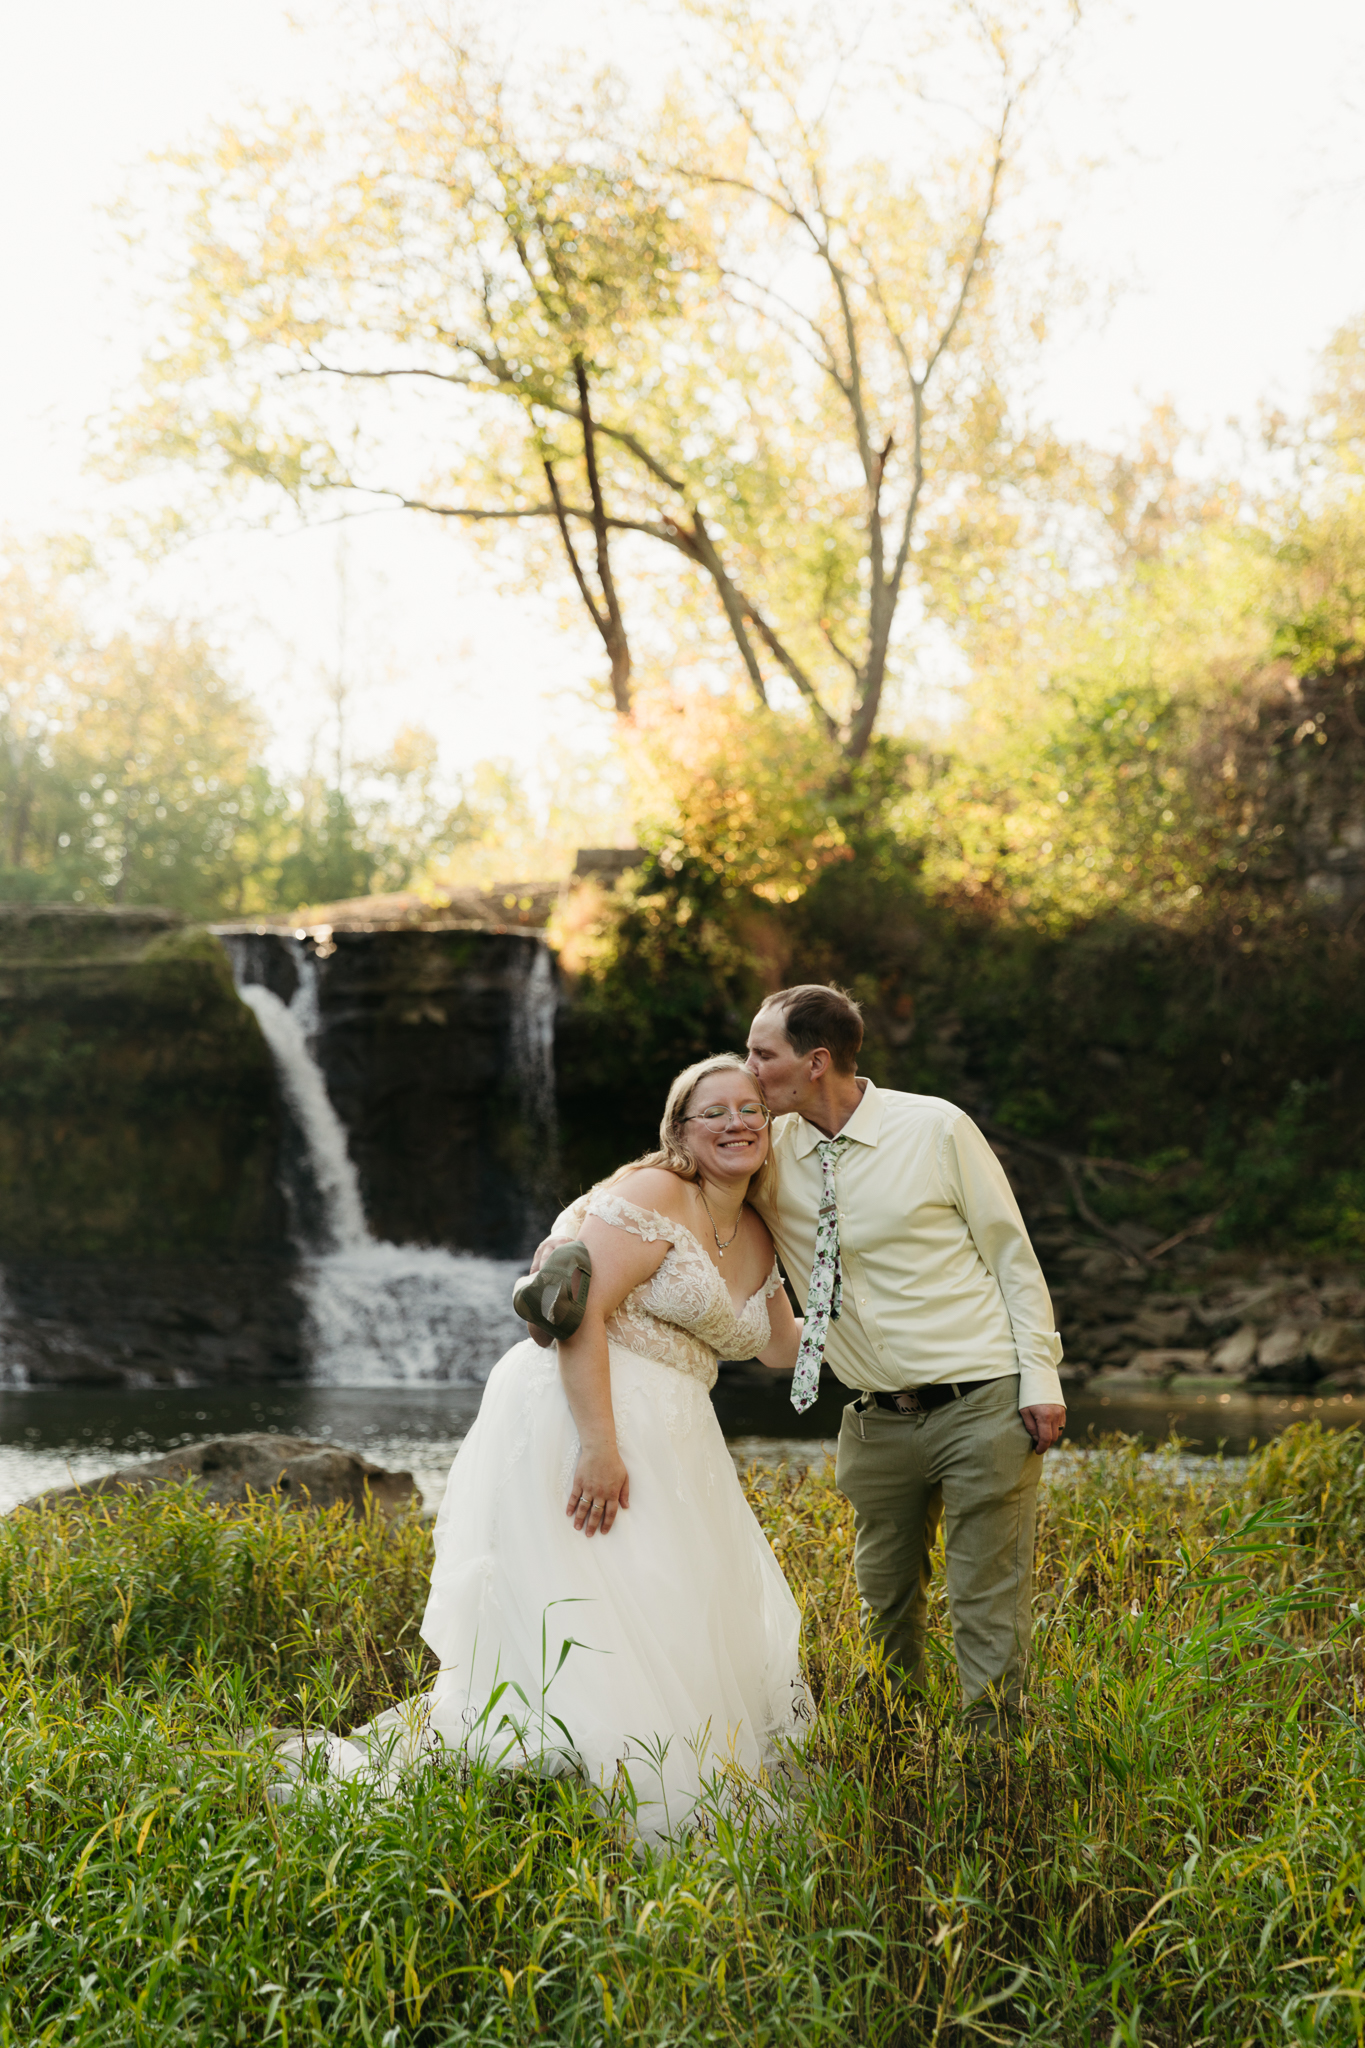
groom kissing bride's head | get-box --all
[532,974,1068,1736]
[743,982,864,1120]
[287,978,1064,1835]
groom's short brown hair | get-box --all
[762,983,863,1075]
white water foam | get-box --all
[305,1239,523,1388]
[232,948,523,1385]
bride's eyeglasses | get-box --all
[682,1101,771,1128]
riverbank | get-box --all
[1,1421,1360,2042]
[4,1374,1363,1516]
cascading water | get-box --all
[238,964,368,1253]
[509,941,559,1219]
[511,945,557,1136]
[232,943,526,1386]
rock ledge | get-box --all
[25,1433,416,1516]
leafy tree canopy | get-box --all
[0,553,491,918]
[111,0,1094,757]
[0,556,268,916]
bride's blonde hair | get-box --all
[602,1053,774,1204]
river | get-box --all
[2,1373,1358,1516]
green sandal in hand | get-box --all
[512,1240,593,1341]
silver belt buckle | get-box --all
[892,1389,924,1416]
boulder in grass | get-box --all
[26,1434,416,1517]
[1307,1321,1365,1372]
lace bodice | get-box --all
[553,1189,784,1390]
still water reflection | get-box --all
[0,1373,1358,1516]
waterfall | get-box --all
[238,969,368,1252]
[510,942,558,1214]
[228,940,526,1386]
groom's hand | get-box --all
[1020,1403,1066,1454]
[524,1235,574,1348]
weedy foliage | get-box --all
[0,1426,1362,2045]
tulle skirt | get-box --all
[302,1337,812,1839]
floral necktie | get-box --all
[790,1136,851,1413]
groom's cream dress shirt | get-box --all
[753,1080,1065,1411]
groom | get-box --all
[744,984,1065,1732]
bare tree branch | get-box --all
[741,598,839,736]
[309,353,694,499]
[847,105,1012,759]
[714,270,843,386]
[820,620,862,680]
[542,457,607,638]
[677,510,771,708]
[573,355,633,716]
[369,491,559,521]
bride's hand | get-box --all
[566,1443,630,1536]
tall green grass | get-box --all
[1,1427,1362,2045]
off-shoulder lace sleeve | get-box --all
[552,1192,591,1236]
[586,1191,683,1244]
[762,1261,786,1300]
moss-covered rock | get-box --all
[0,904,185,963]
[0,906,286,1257]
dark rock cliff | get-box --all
[0,906,287,1257]
[0,905,303,1386]
[224,925,559,1256]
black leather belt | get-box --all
[859,1380,991,1416]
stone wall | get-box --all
[0,905,301,1387]
[0,1256,305,1387]
[0,907,286,1258]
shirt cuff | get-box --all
[1018,1363,1065,1410]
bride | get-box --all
[301,1054,811,1838]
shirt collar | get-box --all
[791,1077,883,1158]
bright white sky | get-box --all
[1,0,1362,800]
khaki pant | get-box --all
[834,1373,1040,1730]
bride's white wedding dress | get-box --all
[299,1190,813,1838]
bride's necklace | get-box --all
[698,1190,742,1257]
